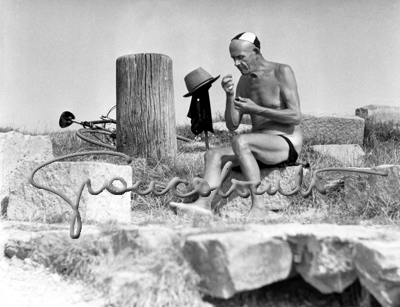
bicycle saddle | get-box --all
[59,111,75,128]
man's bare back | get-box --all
[170,32,302,220]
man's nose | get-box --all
[234,59,241,66]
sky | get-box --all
[1,0,400,132]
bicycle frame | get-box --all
[59,106,192,150]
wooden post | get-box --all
[116,54,177,160]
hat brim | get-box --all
[183,75,220,97]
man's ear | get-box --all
[253,47,261,55]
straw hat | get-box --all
[183,67,220,97]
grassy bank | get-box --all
[1,116,400,226]
[1,117,399,306]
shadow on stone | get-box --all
[204,275,382,307]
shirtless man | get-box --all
[170,32,302,219]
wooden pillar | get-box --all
[116,53,177,160]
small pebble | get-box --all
[24,258,33,265]
[51,273,61,282]
[0,260,9,271]
[11,256,24,268]
[22,264,31,271]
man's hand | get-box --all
[233,96,259,113]
[221,74,235,96]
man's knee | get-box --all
[231,134,250,153]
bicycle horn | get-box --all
[59,111,75,128]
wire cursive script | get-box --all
[28,151,389,239]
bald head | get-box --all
[229,39,257,54]
[229,39,262,75]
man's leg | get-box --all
[169,147,238,216]
[170,132,298,218]
[231,133,294,218]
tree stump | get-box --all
[116,53,177,160]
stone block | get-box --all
[300,113,365,145]
[354,239,400,307]
[6,160,132,224]
[288,233,357,294]
[311,144,365,166]
[356,104,400,125]
[344,165,400,209]
[248,224,400,298]
[1,131,54,216]
[183,230,292,299]
[212,165,308,211]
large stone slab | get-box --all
[300,113,365,145]
[311,144,365,166]
[356,104,400,125]
[344,165,400,210]
[1,131,54,216]
[184,223,400,303]
[183,230,292,299]
[6,160,132,224]
[354,239,400,307]
[212,165,308,211]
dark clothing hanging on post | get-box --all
[186,84,214,135]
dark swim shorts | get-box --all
[231,134,299,173]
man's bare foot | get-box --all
[247,206,281,222]
[169,202,213,218]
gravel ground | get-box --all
[0,255,106,307]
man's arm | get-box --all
[234,65,301,125]
[221,74,243,131]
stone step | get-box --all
[311,144,365,166]
[300,113,365,145]
[0,130,132,226]
[356,104,400,126]
[1,131,54,217]
[6,160,132,225]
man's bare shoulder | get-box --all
[274,63,293,76]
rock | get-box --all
[24,258,33,266]
[109,226,180,255]
[311,144,365,166]
[344,165,400,213]
[184,223,400,300]
[247,224,375,294]
[0,131,54,216]
[300,113,365,145]
[4,231,38,260]
[288,233,357,294]
[356,105,400,126]
[212,165,308,212]
[0,259,9,272]
[51,273,61,282]
[354,239,400,307]
[4,245,18,258]
[10,255,24,267]
[6,160,132,224]
[183,229,292,299]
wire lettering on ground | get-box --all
[28,151,389,239]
